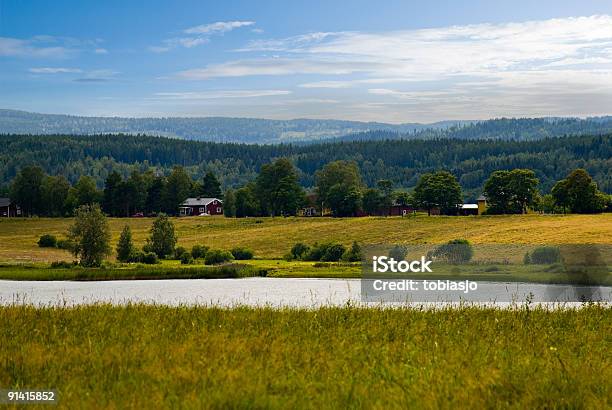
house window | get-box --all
[199,207,205,213]
[217,207,221,213]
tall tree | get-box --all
[74,176,101,206]
[413,171,463,215]
[552,169,606,214]
[315,160,363,216]
[223,189,236,217]
[201,171,223,198]
[377,179,394,215]
[235,185,259,218]
[163,166,192,215]
[40,175,70,216]
[102,171,122,216]
[484,169,539,214]
[67,204,111,267]
[116,225,135,262]
[9,166,45,216]
[145,176,166,214]
[255,158,305,216]
[147,214,177,258]
[362,188,384,215]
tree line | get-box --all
[7,158,611,218]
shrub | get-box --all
[430,239,473,264]
[388,244,407,261]
[321,243,346,262]
[141,252,159,265]
[180,252,194,265]
[129,250,145,263]
[205,249,235,265]
[142,243,154,254]
[191,244,209,259]
[50,261,74,269]
[38,234,57,248]
[231,247,254,260]
[173,246,188,260]
[529,246,561,264]
[303,242,329,261]
[523,252,532,265]
[289,242,310,260]
[342,241,363,262]
[56,239,72,250]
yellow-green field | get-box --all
[0,304,610,409]
[1,214,611,263]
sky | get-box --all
[1,0,612,123]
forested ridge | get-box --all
[0,133,610,199]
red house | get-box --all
[0,198,21,217]
[179,197,223,216]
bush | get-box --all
[342,241,363,262]
[38,234,57,248]
[523,252,532,265]
[56,239,72,251]
[141,252,159,265]
[388,244,407,261]
[430,239,473,264]
[173,246,188,260]
[289,242,310,260]
[231,247,254,260]
[205,249,235,265]
[303,242,328,261]
[191,244,209,259]
[129,250,145,263]
[180,252,194,265]
[116,225,134,263]
[321,243,346,262]
[529,246,561,264]
[50,261,74,269]
[142,243,154,254]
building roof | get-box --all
[0,198,11,207]
[181,197,222,206]
[461,204,479,209]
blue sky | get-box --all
[1,0,612,122]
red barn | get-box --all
[179,197,223,216]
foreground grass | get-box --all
[1,214,611,263]
[0,305,610,408]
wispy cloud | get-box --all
[177,58,380,79]
[94,48,108,54]
[0,36,71,58]
[149,20,255,52]
[73,69,119,83]
[29,67,82,74]
[151,89,291,100]
[183,21,254,35]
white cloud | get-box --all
[151,90,291,100]
[29,67,82,74]
[150,20,255,52]
[0,37,70,58]
[178,58,380,79]
[183,21,254,35]
[298,81,352,88]
[94,48,108,54]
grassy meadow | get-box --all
[0,304,609,409]
[1,213,611,263]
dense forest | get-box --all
[0,133,610,200]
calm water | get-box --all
[1,278,610,307]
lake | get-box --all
[1,278,610,307]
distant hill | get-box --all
[0,109,461,144]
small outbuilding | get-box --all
[0,198,20,217]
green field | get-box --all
[0,304,609,409]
